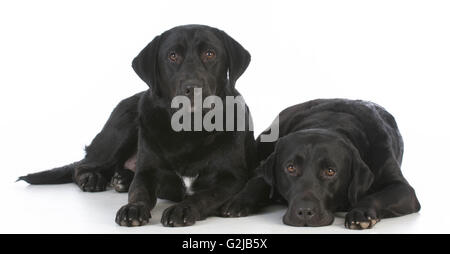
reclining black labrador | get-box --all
[221,99,420,229]
[19,25,257,227]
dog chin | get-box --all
[282,211,335,227]
[190,106,214,115]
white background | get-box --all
[1,0,449,233]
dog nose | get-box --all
[184,86,193,96]
[180,80,202,96]
[297,208,315,219]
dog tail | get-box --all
[17,161,80,184]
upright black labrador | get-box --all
[221,99,420,229]
[19,25,257,227]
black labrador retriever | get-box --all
[19,25,257,227]
[221,99,420,229]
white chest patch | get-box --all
[181,175,198,195]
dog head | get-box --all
[259,129,374,227]
[132,25,250,110]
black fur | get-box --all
[19,25,257,227]
[19,92,141,191]
[220,99,421,229]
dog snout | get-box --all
[178,79,209,98]
[283,198,334,227]
[297,207,315,219]
[293,199,318,222]
[184,85,193,96]
[182,80,200,94]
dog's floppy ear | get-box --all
[256,152,276,198]
[132,35,161,93]
[214,29,251,87]
[347,143,374,207]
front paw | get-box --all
[345,208,379,230]
[115,202,151,227]
[161,203,201,227]
[220,197,255,218]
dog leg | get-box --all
[161,172,245,227]
[345,159,420,229]
[115,168,157,227]
[220,176,272,217]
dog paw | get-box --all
[110,169,134,193]
[220,197,255,217]
[115,202,151,227]
[345,208,379,230]
[161,204,201,227]
[76,172,108,192]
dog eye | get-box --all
[324,167,337,177]
[168,51,178,62]
[202,49,216,61]
[286,164,296,174]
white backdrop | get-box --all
[1,0,449,233]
